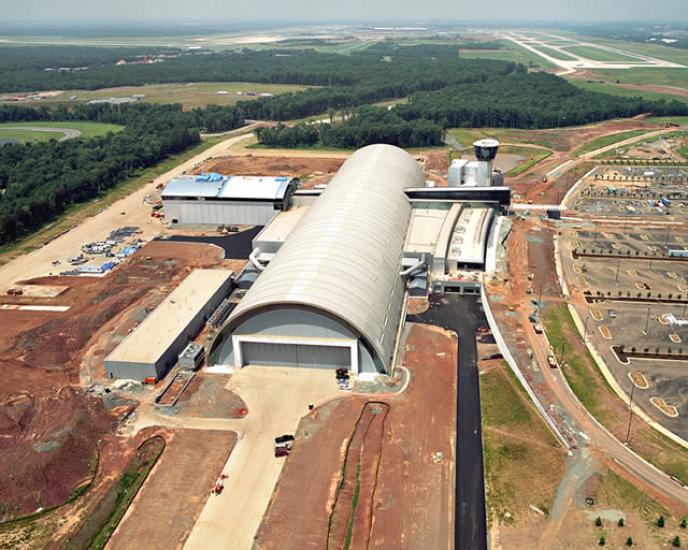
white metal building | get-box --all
[105,269,233,381]
[161,175,298,226]
[209,144,425,375]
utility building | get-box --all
[161,174,298,226]
[209,145,425,376]
[105,269,233,381]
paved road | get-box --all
[159,225,263,260]
[409,293,488,550]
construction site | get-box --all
[3,111,688,550]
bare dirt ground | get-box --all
[0,240,225,521]
[167,374,247,419]
[196,155,345,189]
[254,323,456,549]
[108,429,237,550]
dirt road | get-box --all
[0,131,253,291]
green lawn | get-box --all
[481,363,564,524]
[0,121,123,143]
[568,77,688,104]
[573,129,653,157]
[562,45,642,63]
[7,82,311,111]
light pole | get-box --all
[625,381,636,445]
[643,306,651,335]
[584,312,591,341]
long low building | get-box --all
[161,174,298,226]
[105,269,233,381]
[209,144,424,376]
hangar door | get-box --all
[240,341,351,369]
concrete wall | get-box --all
[210,308,380,374]
[163,200,280,226]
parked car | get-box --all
[547,355,558,368]
[274,448,289,458]
[275,434,295,444]
[608,309,617,319]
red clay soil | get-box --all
[327,402,390,550]
[196,155,345,179]
[108,429,237,550]
[0,240,224,520]
[255,323,456,550]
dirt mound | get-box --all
[0,386,115,520]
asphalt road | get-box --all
[159,226,263,259]
[409,293,488,550]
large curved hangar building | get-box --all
[209,144,425,375]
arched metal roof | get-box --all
[220,144,424,372]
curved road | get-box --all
[0,126,82,141]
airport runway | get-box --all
[409,293,488,550]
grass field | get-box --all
[537,46,578,61]
[573,129,652,157]
[591,68,688,90]
[460,41,557,69]
[572,36,688,66]
[481,362,564,524]
[0,128,63,143]
[562,45,641,63]
[3,82,311,111]
[567,78,688,104]
[0,121,123,143]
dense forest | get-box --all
[1,41,687,243]
[0,102,245,245]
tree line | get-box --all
[0,102,246,245]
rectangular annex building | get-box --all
[104,269,233,381]
[161,174,298,226]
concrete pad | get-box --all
[184,366,340,550]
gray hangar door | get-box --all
[240,341,351,369]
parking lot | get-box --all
[560,222,688,438]
[574,166,688,217]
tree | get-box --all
[599,535,606,546]
[658,515,666,528]
[618,517,625,527]
[673,535,681,548]
[595,516,603,527]
[626,537,633,546]
[680,517,687,529]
